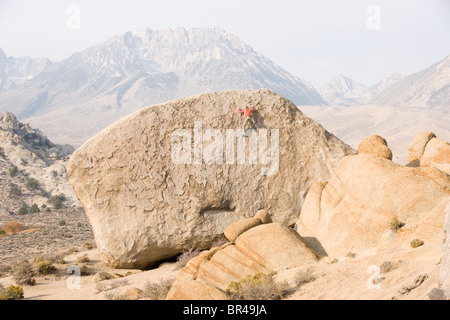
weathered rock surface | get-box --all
[408,132,436,164]
[439,200,450,297]
[297,142,450,258]
[421,138,450,176]
[167,222,317,300]
[68,89,354,269]
[357,135,393,160]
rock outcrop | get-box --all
[421,138,450,176]
[408,132,436,164]
[439,200,450,297]
[408,132,450,176]
[357,135,393,160]
[297,135,450,258]
[0,111,78,213]
[67,89,354,269]
[167,219,317,300]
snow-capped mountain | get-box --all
[0,48,52,92]
[0,28,325,146]
[370,55,450,109]
[318,75,368,106]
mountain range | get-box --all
[0,27,448,147]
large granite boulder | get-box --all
[67,89,354,269]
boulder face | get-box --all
[167,222,317,300]
[408,132,436,164]
[357,135,393,160]
[67,89,354,269]
[297,148,450,258]
[421,138,450,176]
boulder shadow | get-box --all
[303,237,329,258]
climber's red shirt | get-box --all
[238,107,254,118]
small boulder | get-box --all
[421,138,450,175]
[93,272,116,282]
[124,288,144,300]
[224,218,261,242]
[408,132,436,164]
[254,209,273,224]
[358,135,393,160]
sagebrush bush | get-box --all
[34,258,55,275]
[176,249,203,269]
[77,254,90,263]
[104,292,129,300]
[49,194,66,210]
[59,220,67,226]
[411,239,424,248]
[68,247,79,254]
[390,216,405,232]
[29,204,40,214]
[143,279,174,300]
[26,178,39,191]
[9,183,22,197]
[9,165,18,177]
[79,265,90,276]
[226,273,292,300]
[0,228,6,236]
[83,242,95,250]
[11,262,36,286]
[0,285,24,300]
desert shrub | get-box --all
[411,239,424,248]
[29,204,40,214]
[2,222,25,234]
[49,194,66,209]
[346,252,357,259]
[45,207,51,213]
[390,216,405,232]
[77,254,90,263]
[0,285,24,300]
[20,158,28,166]
[226,273,292,300]
[380,261,397,274]
[9,183,22,197]
[83,242,95,250]
[0,147,5,159]
[104,292,129,300]
[51,255,66,265]
[294,269,316,288]
[176,249,203,269]
[68,247,79,254]
[11,263,36,286]
[143,279,174,300]
[76,222,83,228]
[17,203,29,216]
[9,165,18,177]
[0,228,6,236]
[26,178,40,191]
[58,220,67,227]
[34,258,55,275]
[79,265,90,276]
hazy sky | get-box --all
[0,0,449,87]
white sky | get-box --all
[0,0,449,87]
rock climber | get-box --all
[237,106,255,131]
